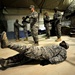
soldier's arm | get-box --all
[49,48,67,64]
[29,12,38,18]
[14,23,18,27]
[44,16,50,23]
[25,20,30,23]
[57,12,62,19]
[49,54,66,64]
[33,12,38,18]
[22,17,30,23]
[18,23,24,28]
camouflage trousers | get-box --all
[23,26,28,38]
[30,25,39,43]
[14,29,20,40]
[55,24,61,38]
[45,25,51,38]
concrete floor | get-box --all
[0,35,75,75]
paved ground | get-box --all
[0,35,75,75]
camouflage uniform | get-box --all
[22,18,28,40]
[11,44,66,60]
[29,11,39,44]
[53,10,62,39]
[44,15,52,38]
[1,43,67,67]
[14,20,20,40]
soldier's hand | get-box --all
[26,16,29,18]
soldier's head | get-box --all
[54,7,58,12]
[16,19,19,23]
[59,41,69,49]
[44,12,48,16]
[22,17,25,20]
[29,5,35,12]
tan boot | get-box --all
[33,43,39,46]
[16,39,20,42]
[24,38,28,41]
[55,38,61,42]
[19,39,21,41]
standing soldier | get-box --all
[29,5,39,45]
[43,12,52,39]
[22,17,29,41]
[14,19,21,42]
[53,7,62,42]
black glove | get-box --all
[26,16,29,18]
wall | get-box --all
[5,14,29,32]
[5,8,30,32]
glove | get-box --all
[26,16,29,18]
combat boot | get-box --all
[16,39,19,42]
[55,38,61,42]
[16,39,21,42]
[33,41,39,46]
[34,43,39,46]
[34,41,39,46]
[45,37,50,39]
[24,38,28,41]
[19,39,21,41]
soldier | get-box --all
[21,17,29,41]
[14,19,21,42]
[53,7,62,42]
[0,31,69,69]
[43,12,52,39]
[29,5,39,45]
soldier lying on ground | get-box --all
[0,31,69,69]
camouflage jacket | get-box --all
[8,44,67,63]
[44,15,52,29]
[53,11,62,25]
[29,11,38,27]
